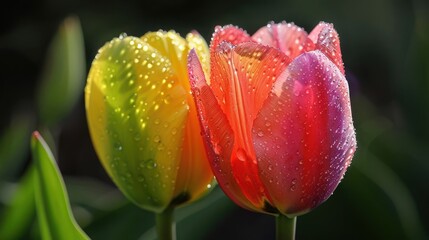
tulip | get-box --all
[85,30,214,239]
[188,22,356,239]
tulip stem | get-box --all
[276,214,296,240]
[156,207,176,240]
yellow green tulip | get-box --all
[85,30,214,214]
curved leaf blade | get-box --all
[31,131,90,240]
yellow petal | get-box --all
[85,36,189,212]
[140,31,214,204]
[141,31,190,88]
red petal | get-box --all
[211,41,291,121]
[252,22,310,59]
[309,22,344,74]
[253,50,356,216]
[187,50,259,211]
[210,42,291,209]
[210,25,252,54]
[208,26,253,112]
[307,22,325,43]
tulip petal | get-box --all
[208,26,253,111]
[210,25,252,54]
[253,50,356,216]
[309,22,344,74]
[85,36,189,212]
[141,31,190,88]
[188,50,259,211]
[141,30,213,205]
[252,22,310,59]
[212,41,291,121]
[209,42,292,210]
[186,31,210,82]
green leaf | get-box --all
[0,167,36,240]
[31,131,90,240]
[37,16,85,127]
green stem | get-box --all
[276,214,296,240]
[156,207,176,240]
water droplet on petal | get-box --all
[114,142,123,151]
[119,32,128,39]
[213,143,222,154]
[144,159,157,169]
[290,178,297,191]
[236,148,248,162]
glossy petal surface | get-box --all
[190,22,356,216]
[141,31,214,203]
[186,31,210,80]
[252,22,310,59]
[86,32,213,213]
[193,41,292,210]
[188,50,256,211]
[208,26,254,107]
[253,51,356,216]
[309,22,344,74]
[210,25,252,54]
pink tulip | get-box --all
[188,21,356,217]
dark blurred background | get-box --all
[1,0,428,239]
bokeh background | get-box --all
[1,0,428,239]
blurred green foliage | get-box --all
[37,16,85,128]
[0,167,35,240]
[0,0,428,239]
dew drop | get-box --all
[114,142,123,151]
[163,95,171,104]
[213,143,222,154]
[290,178,297,191]
[236,148,247,162]
[144,159,157,169]
[119,32,128,39]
